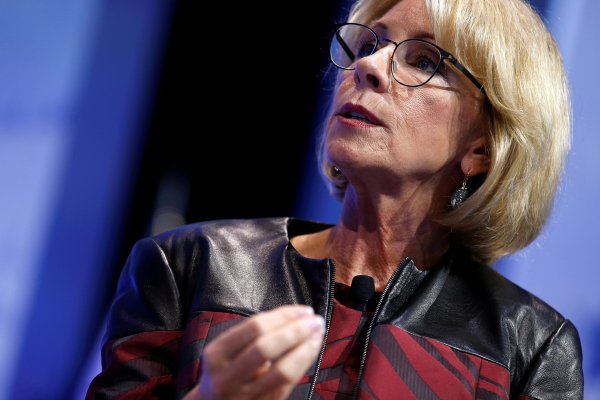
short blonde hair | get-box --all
[319,0,571,264]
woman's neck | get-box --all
[292,185,450,291]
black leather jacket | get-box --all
[89,217,583,399]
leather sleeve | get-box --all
[86,238,184,399]
[517,319,583,400]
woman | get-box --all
[87,0,583,398]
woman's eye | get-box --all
[400,41,443,76]
[357,41,375,58]
[414,56,438,73]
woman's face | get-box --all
[325,0,486,197]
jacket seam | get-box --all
[515,318,568,397]
[388,324,510,371]
[148,238,184,323]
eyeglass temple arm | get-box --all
[335,31,356,63]
[446,55,485,93]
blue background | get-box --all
[1,0,598,399]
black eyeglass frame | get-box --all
[331,22,485,93]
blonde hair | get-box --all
[319,0,571,264]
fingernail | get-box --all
[308,315,325,339]
[295,305,314,317]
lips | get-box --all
[336,103,383,126]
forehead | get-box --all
[373,0,433,37]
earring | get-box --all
[332,165,342,177]
[450,173,470,209]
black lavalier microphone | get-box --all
[351,275,375,311]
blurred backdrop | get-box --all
[0,0,598,399]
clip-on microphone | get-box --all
[351,275,375,312]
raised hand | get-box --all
[183,305,325,400]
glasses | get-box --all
[330,23,484,92]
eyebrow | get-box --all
[371,21,436,42]
[372,21,389,31]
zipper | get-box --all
[351,257,412,399]
[307,259,337,400]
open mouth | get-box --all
[342,111,374,123]
[337,104,382,126]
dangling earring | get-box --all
[332,165,342,177]
[450,173,470,209]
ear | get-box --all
[461,135,489,176]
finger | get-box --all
[249,360,272,380]
[242,331,324,398]
[224,314,325,383]
[203,305,314,371]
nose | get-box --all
[353,46,393,93]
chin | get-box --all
[326,139,362,168]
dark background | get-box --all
[122,1,344,293]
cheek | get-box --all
[389,92,450,142]
[388,92,465,163]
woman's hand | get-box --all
[183,305,325,400]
